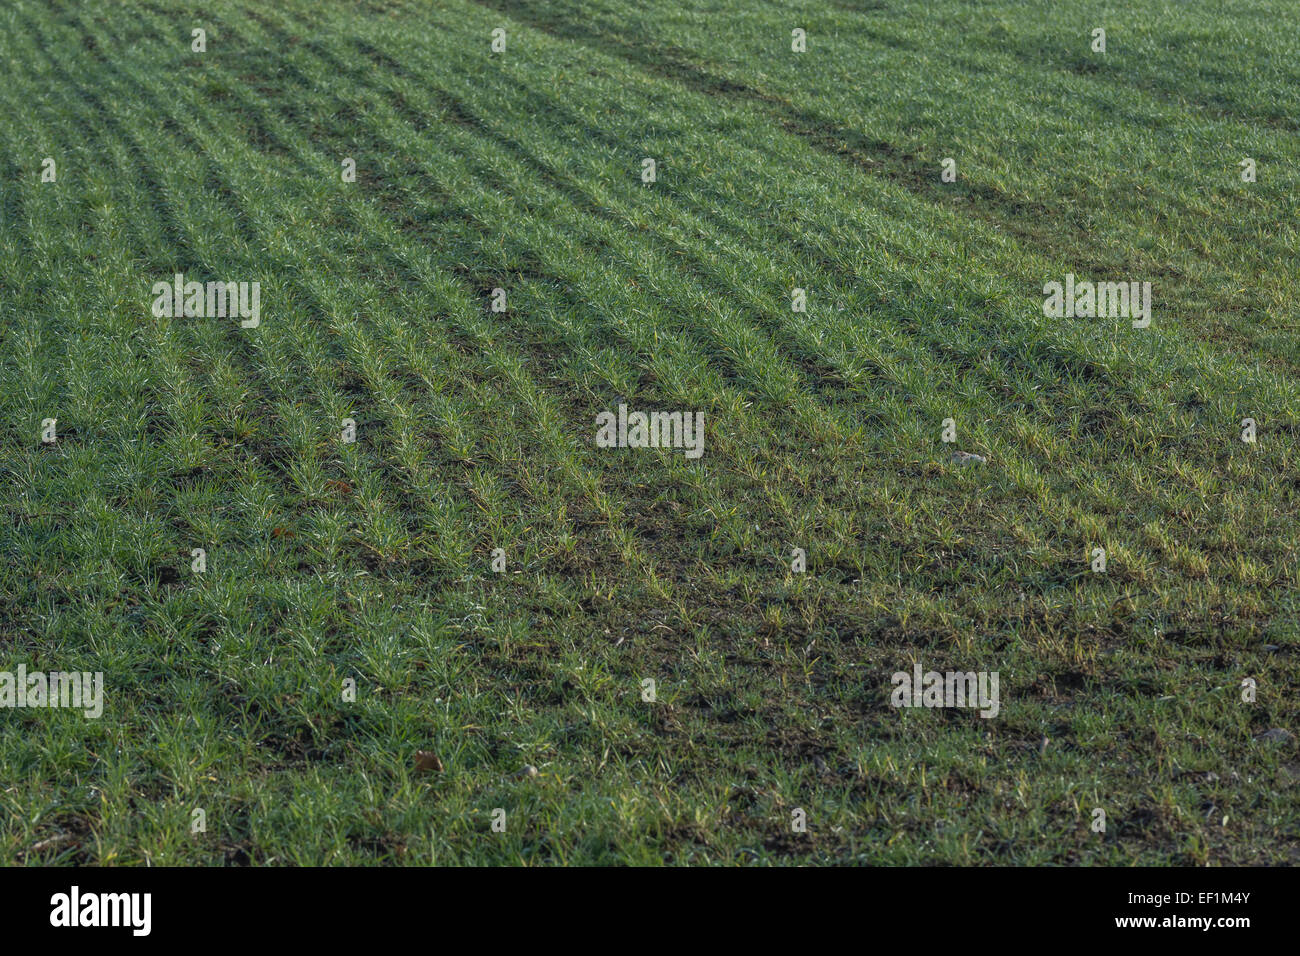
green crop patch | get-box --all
[0,0,1296,866]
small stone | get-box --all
[1253,728,1293,744]
[519,764,539,778]
[949,451,987,465]
[414,750,444,772]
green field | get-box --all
[1,0,1297,865]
